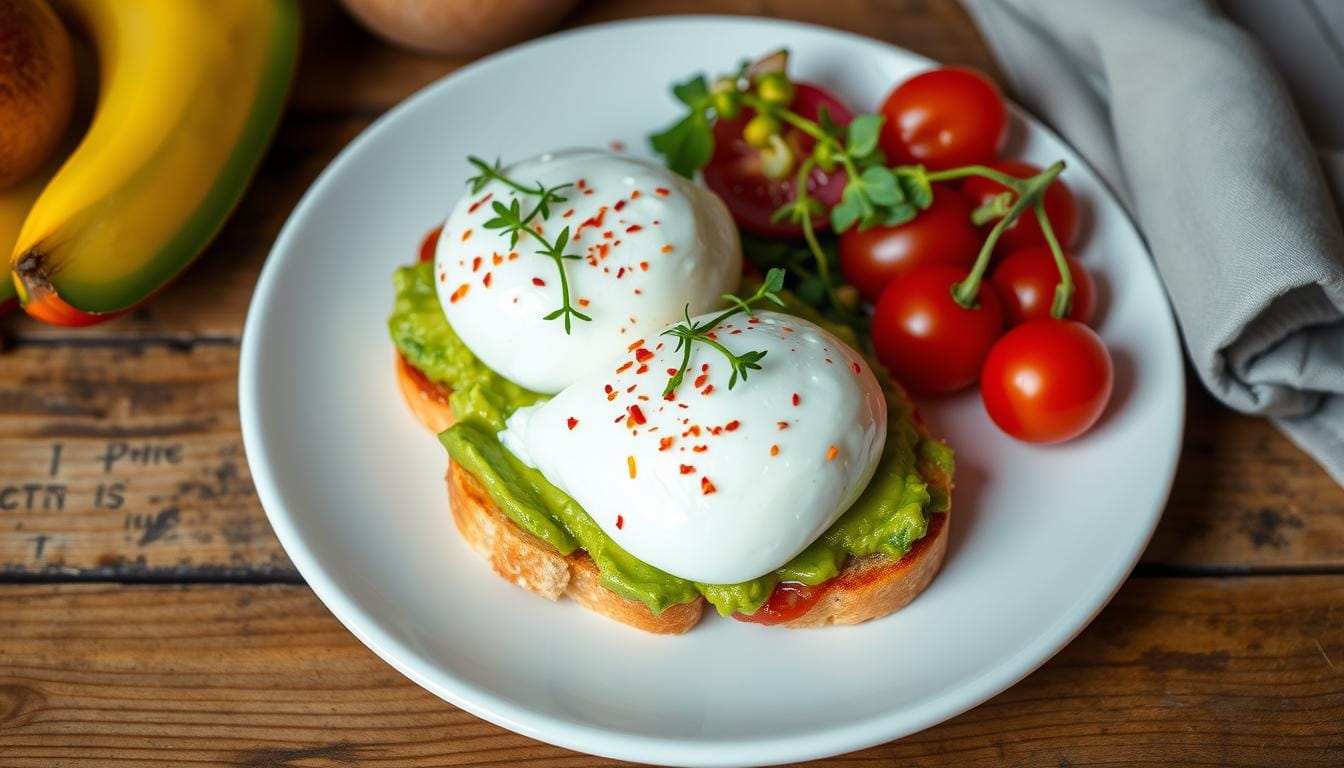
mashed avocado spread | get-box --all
[389,261,953,616]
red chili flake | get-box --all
[471,256,481,272]
[614,199,627,212]
[729,329,742,335]
[693,374,708,388]
[653,187,671,197]
[577,178,587,189]
[626,455,637,478]
[492,252,503,265]
[634,348,654,362]
[578,298,591,307]
[665,368,678,377]
[482,272,492,287]
[701,476,716,495]
[507,252,519,261]
[639,261,649,271]
[567,417,579,430]
[661,244,673,253]
[562,208,575,218]
[692,445,708,453]
[468,192,493,213]
[684,425,701,437]
[627,405,647,425]
[678,403,689,409]
[825,358,833,365]
[777,421,789,430]
[532,277,546,286]
[616,267,626,279]
[627,338,646,352]
[725,420,740,432]
[461,228,472,242]
[700,385,714,395]
[616,514,625,529]
[449,283,470,303]
[630,190,642,200]
[792,393,801,406]
[748,317,762,324]
[700,363,709,372]
[616,361,634,374]
[607,391,619,402]
[576,206,607,234]
[826,446,839,461]
[438,273,446,283]
[636,364,649,374]
[626,224,643,233]
[770,444,780,456]
[604,384,614,393]
[626,384,637,393]
[680,464,695,475]
[603,230,614,239]
[709,426,723,436]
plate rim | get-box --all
[239,14,1187,766]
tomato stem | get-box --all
[951,160,1065,309]
[926,164,1023,188]
[970,192,1013,226]
[1036,201,1074,318]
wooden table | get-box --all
[2,1,1342,765]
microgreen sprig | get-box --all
[662,268,787,397]
[470,156,590,333]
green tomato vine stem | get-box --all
[950,160,1065,309]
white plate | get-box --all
[240,16,1184,767]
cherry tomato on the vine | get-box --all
[838,185,981,303]
[960,160,1079,255]
[879,67,1008,170]
[990,246,1096,326]
[703,83,854,238]
[981,319,1113,444]
[871,264,1004,396]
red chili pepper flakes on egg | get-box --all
[471,256,481,272]
[640,261,649,271]
[701,385,714,395]
[628,404,647,425]
[693,374,708,389]
[851,361,862,374]
[778,421,789,430]
[627,338,645,352]
[636,364,649,374]
[701,476,716,495]
[654,187,670,196]
[567,417,579,430]
[577,178,587,189]
[482,272,492,287]
[661,244,674,253]
[578,298,591,307]
[492,252,503,265]
[614,199,627,211]
[725,420,740,431]
[449,284,469,303]
[792,393,801,406]
[693,445,708,453]
[616,361,634,374]
[508,252,519,261]
[616,514,624,529]
[770,444,780,456]
[659,437,674,451]
[680,464,696,475]
[631,190,641,200]
[461,228,472,241]
[826,446,839,461]
[468,192,493,213]
[626,224,643,233]
[532,277,546,286]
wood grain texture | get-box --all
[0,578,1340,766]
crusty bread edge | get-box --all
[397,353,951,632]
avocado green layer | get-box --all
[390,261,953,616]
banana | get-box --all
[10,0,299,326]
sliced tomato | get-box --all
[733,580,830,625]
[702,83,853,238]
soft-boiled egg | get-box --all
[500,311,887,584]
[435,149,741,394]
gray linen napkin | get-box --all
[961,0,1344,485]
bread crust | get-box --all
[399,354,951,633]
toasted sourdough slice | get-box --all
[398,353,951,632]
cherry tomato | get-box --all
[838,184,981,303]
[960,160,1078,255]
[871,264,1004,395]
[418,224,443,263]
[879,67,1008,170]
[733,581,829,625]
[990,246,1096,326]
[981,319,1113,443]
[703,83,854,238]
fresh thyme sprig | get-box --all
[661,268,787,397]
[469,156,590,333]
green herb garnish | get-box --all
[661,268,786,397]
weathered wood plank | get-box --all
[0,577,1340,766]
[1,344,1342,576]
[0,344,291,577]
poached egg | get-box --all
[434,149,741,394]
[500,311,887,584]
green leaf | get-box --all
[845,114,885,158]
[817,104,845,140]
[650,111,714,178]
[830,194,862,232]
[672,75,711,107]
[858,167,903,206]
[896,167,934,209]
[879,203,918,229]
[761,267,786,296]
